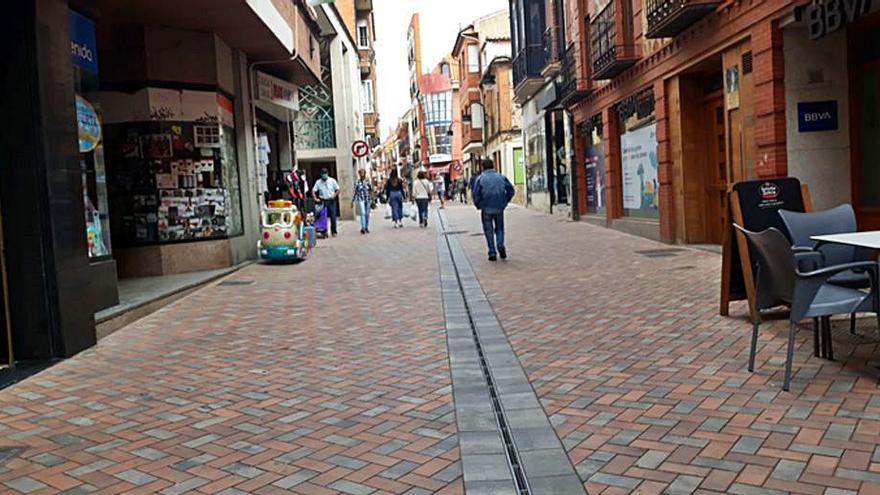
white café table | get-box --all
[811,232,880,250]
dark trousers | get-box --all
[459,190,467,203]
[481,210,505,256]
[416,198,429,225]
[325,199,338,235]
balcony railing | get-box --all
[542,26,563,77]
[645,0,722,38]
[558,45,592,105]
[590,0,638,80]
[513,44,546,89]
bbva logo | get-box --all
[804,111,833,122]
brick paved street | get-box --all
[0,218,461,495]
[4,204,880,494]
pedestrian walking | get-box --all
[384,169,407,228]
[433,173,446,209]
[412,170,434,228]
[457,176,468,203]
[352,169,373,234]
[472,159,515,261]
[312,168,340,237]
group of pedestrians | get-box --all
[317,159,515,261]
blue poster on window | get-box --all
[69,10,98,73]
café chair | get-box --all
[779,205,876,335]
[734,224,878,391]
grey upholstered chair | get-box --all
[735,225,877,391]
[779,205,875,334]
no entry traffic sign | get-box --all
[351,140,369,158]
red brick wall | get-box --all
[752,20,788,178]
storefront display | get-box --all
[584,124,605,212]
[105,120,238,245]
[620,123,658,216]
[525,120,547,193]
[71,9,112,260]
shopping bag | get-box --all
[404,203,417,221]
[384,204,392,219]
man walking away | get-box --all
[457,176,468,204]
[352,169,373,234]
[313,168,340,237]
[472,159,515,261]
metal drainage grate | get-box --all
[635,248,686,258]
[218,280,255,286]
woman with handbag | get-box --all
[412,171,434,228]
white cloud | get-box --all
[373,0,508,140]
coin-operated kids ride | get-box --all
[258,200,310,262]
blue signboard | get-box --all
[797,100,838,132]
[69,10,98,73]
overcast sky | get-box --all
[373,0,508,141]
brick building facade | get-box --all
[549,0,880,243]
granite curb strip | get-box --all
[436,210,586,495]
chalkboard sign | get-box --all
[720,178,812,318]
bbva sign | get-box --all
[803,0,873,40]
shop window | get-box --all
[102,90,243,246]
[582,114,605,214]
[617,89,658,219]
[526,120,547,194]
[71,10,112,259]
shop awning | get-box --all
[429,164,450,174]
[87,0,319,85]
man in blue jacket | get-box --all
[472,158,515,261]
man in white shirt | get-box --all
[312,168,340,237]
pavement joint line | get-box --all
[436,209,587,495]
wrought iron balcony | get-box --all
[558,45,592,106]
[541,26,563,77]
[513,44,546,102]
[590,0,639,80]
[645,0,722,38]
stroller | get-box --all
[313,200,329,239]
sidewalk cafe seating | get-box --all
[779,205,877,335]
[734,225,878,391]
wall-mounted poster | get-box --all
[620,123,658,211]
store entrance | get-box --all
[673,54,727,244]
[850,14,880,229]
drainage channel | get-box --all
[436,210,586,495]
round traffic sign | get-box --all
[351,140,369,158]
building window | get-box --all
[357,20,370,49]
[361,80,374,113]
[468,44,480,73]
[471,103,484,129]
[441,63,449,76]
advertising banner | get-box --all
[256,71,299,111]
[69,10,98,73]
[620,123,658,211]
[585,144,604,210]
